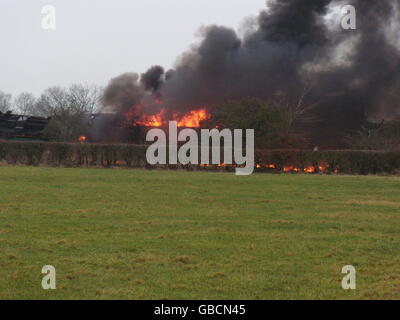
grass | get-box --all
[0,166,399,300]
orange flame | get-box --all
[255,164,328,173]
[136,107,209,127]
[175,108,208,127]
[136,111,165,127]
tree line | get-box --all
[1,86,399,150]
[0,85,102,142]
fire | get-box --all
[78,135,87,143]
[282,165,327,173]
[135,107,209,128]
[136,110,165,127]
[256,164,328,173]
[175,109,208,128]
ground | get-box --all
[0,166,399,299]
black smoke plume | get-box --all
[101,73,144,114]
[140,66,165,93]
[102,0,400,130]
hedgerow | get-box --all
[0,141,399,175]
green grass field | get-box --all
[0,166,399,299]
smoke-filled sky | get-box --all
[100,0,400,126]
[0,0,265,96]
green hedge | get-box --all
[254,150,400,175]
[0,141,400,175]
[0,141,147,168]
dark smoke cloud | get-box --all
[103,0,400,129]
[140,65,165,93]
[254,0,331,46]
[101,73,144,113]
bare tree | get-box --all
[34,86,69,118]
[68,84,101,114]
[0,91,12,113]
[36,84,102,141]
[14,92,37,116]
[35,84,101,117]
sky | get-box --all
[0,0,266,97]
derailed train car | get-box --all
[0,111,50,141]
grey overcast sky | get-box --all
[0,0,266,96]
